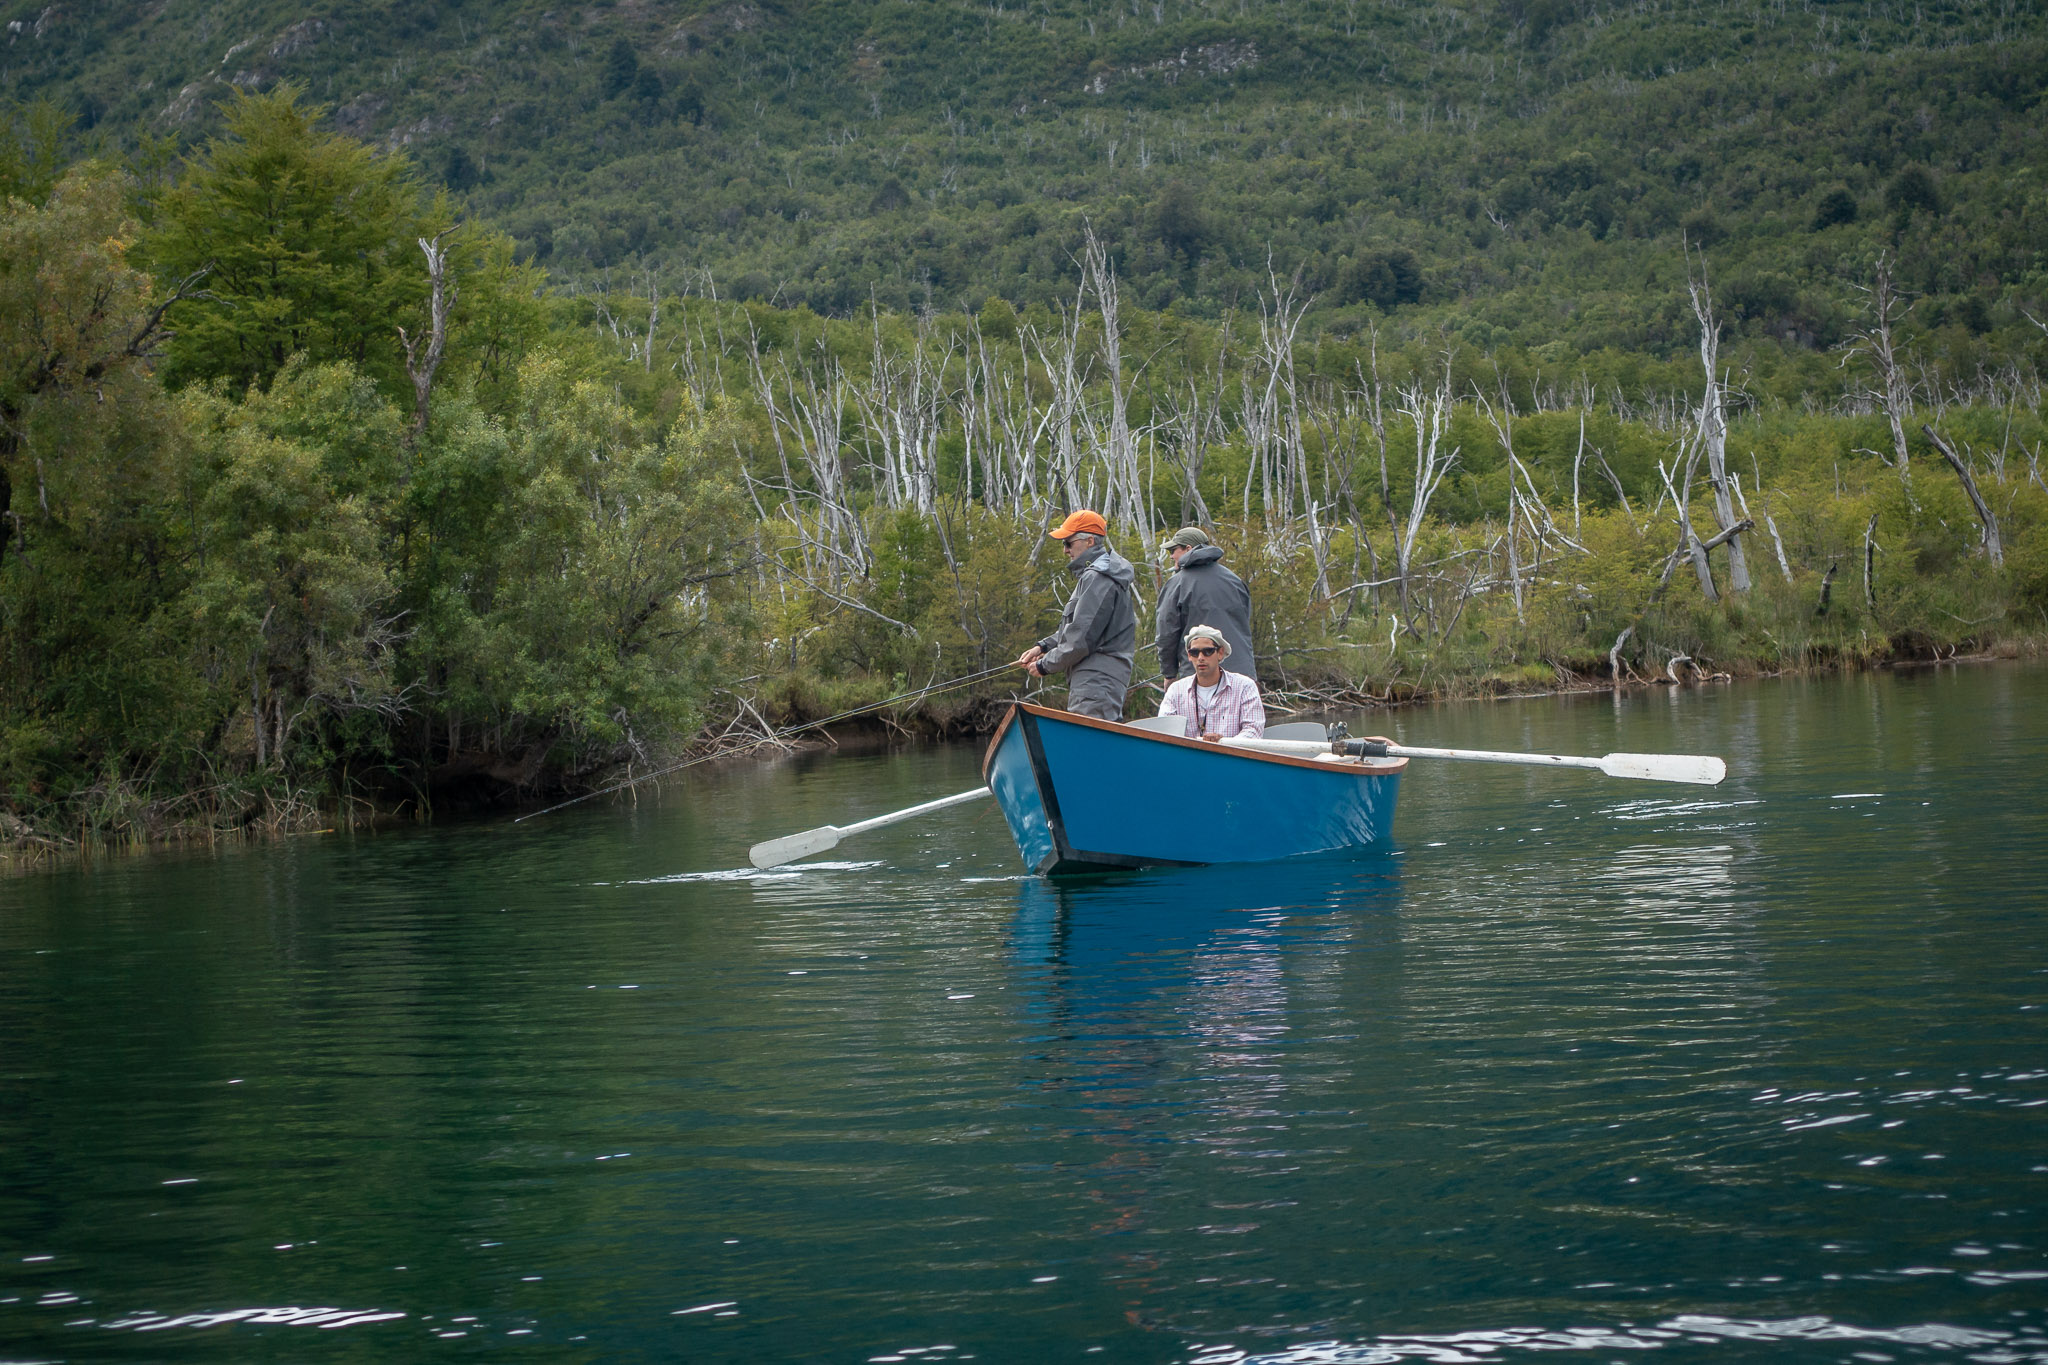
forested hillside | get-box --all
[3,4,2047,861]
[4,0,2044,352]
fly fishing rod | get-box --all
[511,661,1020,823]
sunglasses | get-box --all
[1187,646,1219,657]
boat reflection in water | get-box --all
[1010,845,1405,973]
[1006,849,1405,1336]
[1008,847,1407,1099]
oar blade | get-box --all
[748,825,841,868]
[1599,752,1727,785]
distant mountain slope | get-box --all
[5,0,2044,352]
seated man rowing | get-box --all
[1158,623,1266,742]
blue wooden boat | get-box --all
[982,702,1407,875]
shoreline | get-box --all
[7,643,2037,877]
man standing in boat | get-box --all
[1013,509,1138,722]
[1154,526,1254,685]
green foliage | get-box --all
[5,26,2048,852]
[1812,185,1858,231]
[176,362,402,768]
[7,0,2043,357]
[1887,164,1943,220]
[417,358,756,777]
[0,166,159,470]
[0,168,205,814]
[1151,181,1206,259]
[603,39,639,101]
[436,219,552,412]
[0,96,75,204]
[1334,248,1423,310]
[144,85,429,396]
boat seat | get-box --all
[1124,714,1190,737]
[1264,721,1328,741]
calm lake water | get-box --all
[3,664,2045,1364]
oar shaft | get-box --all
[1219,735,1724,785]
[1363,741,1722,784]
[1376,742,1605,773]
[1225,734,1596,770]
[838,786,992,837]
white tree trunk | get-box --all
[1686,272,1751,594]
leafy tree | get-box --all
[175,361,403,770]
[1887,164,1943,219]
[1812,185,1858,230]
[145,84,430,397]
[442,144,481,192]
[0,168,198,812]
[870,178,910,213]
[1679,206,1725,248]
[1152,181,1206,258]
[604,39,639,99]
[1337,248,1422,309]
[436,224,551,414]
[0,166,167,570]
[419,355,756,783]
[0,97,76,205]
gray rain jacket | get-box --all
[1155,544,1254,681]
[1036,542,1137,721]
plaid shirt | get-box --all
[1157,668,1266,739]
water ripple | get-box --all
[1215,1315,2037,1363]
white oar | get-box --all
[748,786,993,868]
[1221,735,1726,786]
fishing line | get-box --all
[517,627,1164,825]
[511,661,1018,823]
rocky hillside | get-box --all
[4,0,2045,353]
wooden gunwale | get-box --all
[981,701,1409,784]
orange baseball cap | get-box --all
[1047,509,1108,539]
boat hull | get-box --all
[982,703,1404,875]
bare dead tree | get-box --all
[1475,377,1589,626]
[1081,225,1149,536]
[1588,446,1635,523]
[1159,377,1216,527]
[1473,385,1527,622]
[1354,332,1395,543]
[1733,474,1794,583]
[851,309,947,513]
[1302,376,1362,527]
[1392,368,1459,614]
[986,339,1056,521]
[638,270,661,372]
[1655,431,1719,604]
[752,343,868,586]
[1244,265,1310,527]
[956,316,989,508]
[1841,251,1916,485]
[1922,423,2004,566]
[1276,289,1312,538]
[1607,496,1749,685]
[1685,265,1752,593]
[397,230,458,441]
[1571,409,1587,535]
[1027,291,1091,513]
